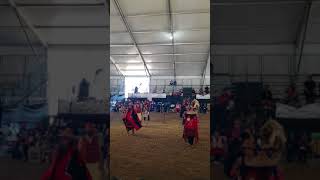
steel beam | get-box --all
[212,1,307,6]
[118,69,174,71]
[0,42,207,47]
[103,0,110,16]
[200,51,210,88]
[296,0,312,75]
[0,2,105,7]
[0,26,207,33]
[8,0,48,48]
[111,10,209,18]
[110,52,207,56]
[167,0,176,80]
[112,61,206,64]
[0,26,109,31]
[110,56,125,77]
[111,27,209,34]
[111,42,209,47]
[113,0,151,77]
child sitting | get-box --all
[212,131,227,164]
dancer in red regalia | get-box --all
[142,100,150,122]
[122,103,142,135]
[134,101,143,124]
[183,111,199,145]
[41,128,92,180]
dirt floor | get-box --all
[110,112,210,180]
[0,157,48,180]
[211,159,320,180]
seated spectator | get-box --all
[230,119,242,141]
[212,131,227,164]
[297,132,310,163]
[286,83,299,106]
[304,75,316,104]
[262,85,273,101]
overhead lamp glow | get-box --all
[125,65,144,70]
[169,34,173,40]
[127,60,140,63]
[123,70,146,76]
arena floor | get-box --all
[211,157,320,180]
[0,158,48,179]
[110,112,210,180]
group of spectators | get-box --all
[41,122,109,180]
[284,75,319,106]
[0,120,109,180]
[211,75,320,179]
[10,125,54,163]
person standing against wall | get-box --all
[304,75,316,104]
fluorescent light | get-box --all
[125,65,144,70]
[123,70,146,76]
[127,60,141,63]
[166,32,173,40]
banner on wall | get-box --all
[1,103,48,126]
[128,93,166,99]
[58,99,108,114]
[276,103,320,119]
[196,94,210,100]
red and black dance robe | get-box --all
[176,103,181,113]
[183,114,199,143]
[122,109,142,131]
[41,145,92,180]
[134,103,143,121]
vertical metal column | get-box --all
[296,1,312,76]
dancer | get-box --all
[180,98,189,120]
[183,111,199,145]
[231,120,286,180]
[176,103,181,113]
[134,101,143,124]
[41,128,92,180]
[143,101,150,124]
[122,103,142,135]
[191,98,200,115]
[79,123,104,180]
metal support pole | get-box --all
[296,1,312,76]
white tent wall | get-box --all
[110,75,210,95]
[0,1,110,115]
[211,0,320,98]
[212,44,320,98]
[150,76,209,93]
[0,46,46,102]
[47,46,108,115]
[110,76,125,95]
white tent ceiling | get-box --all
[0,0,109,47]
[212,0,320,45]
[211,0,320,96]
[0,0,109,108]
[110,0,210,77]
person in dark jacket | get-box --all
[304,75,316,104]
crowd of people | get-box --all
[0,120,109,180]
[284,75,319,106]
[41,122,109,180]
[212,89,285,179]
[211,76,320,180]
